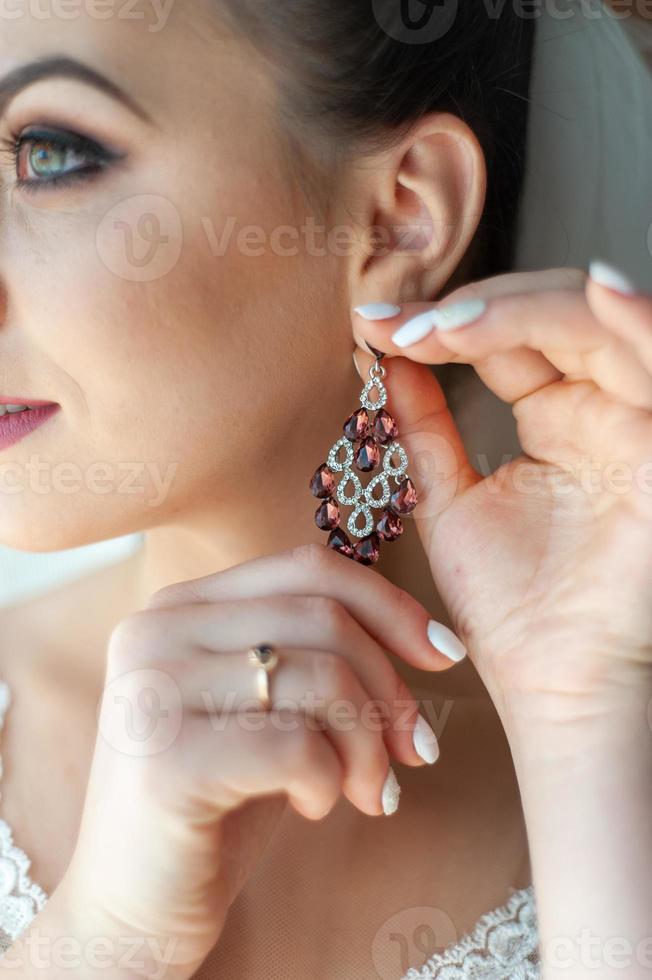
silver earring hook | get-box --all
[366,343,387,381]
[366,342,386,361]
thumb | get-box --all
[352,347,478,553]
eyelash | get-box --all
[0,126,117,193]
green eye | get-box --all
[14,127,116,189]
[27,139,73,179]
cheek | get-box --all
[13,199,314,492]
[1,148,339,551]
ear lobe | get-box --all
[353,112,487,304]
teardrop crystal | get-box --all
[315,498,340,531]
[377,509,403,541]
[353,532,381,565]
[390,478,418,515]
[309,463,336,499]
[373,409,398,446]
[354,437,380,473]
[343,408,370,442]
[327,528,354,558]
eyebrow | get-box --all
[0,55,153,122]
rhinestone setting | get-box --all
[309,359,418,565]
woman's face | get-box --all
[0,1,355,551]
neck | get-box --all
[74,352,492,705]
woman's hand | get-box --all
[353,265,652,750]
[353,265,652,979]
[17,549,448,980]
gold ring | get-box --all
[247,644,279,710]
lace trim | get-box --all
[402,885,539,980]
[0,820,48,948]
[0,680,49,954]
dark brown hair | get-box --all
[217,0,536,279]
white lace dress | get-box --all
[0,677,539,977]
[0,681,48,957]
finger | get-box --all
[121,597,429,768]
[162,647,392,816]
[435,289,652,410]
[354,266,652,407]
[353,266,586,364]
[508,376,652,475]
[182,710,348,820]
[359,342,561,409]
[357,289,652,411]
[352,266,587,354]
[355,297,563,405]
[586,274,652,374]
[146,545,467,673]
[469,348,562,405]
[351,350,480,554]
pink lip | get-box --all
[0,397,54,406]
[0,404,60,452]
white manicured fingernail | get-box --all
[413,714,440,764]
[427,620,467,662]
[382,766,401,815]
[431,298,487,332]
[588,260,636,295]
[354,303,402,320]
[391,299,487,347]
[391,309,438,348]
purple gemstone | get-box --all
[353,532,381,565]
[343,408,370,442]
[310,463,336,499]
[354,437,380,472]
[373,409,398,445]
[327,528,354,558]
[390,478,418,516]
[315,498,340,531]
[377,509,403,542]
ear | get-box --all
[344,112,487,310]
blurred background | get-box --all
[0,534,143,608]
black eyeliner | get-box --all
[13,124,123,191]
